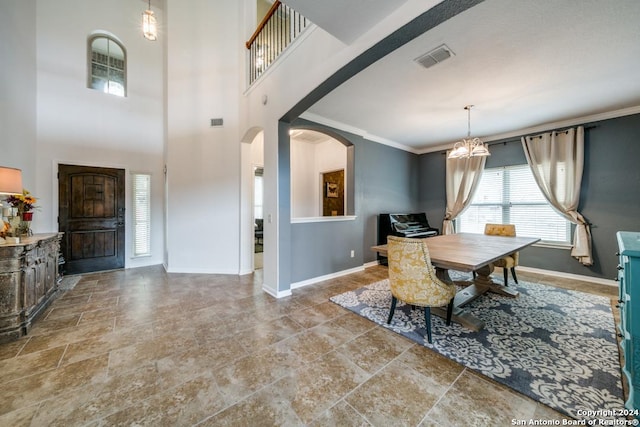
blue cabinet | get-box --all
[617,231,640,415]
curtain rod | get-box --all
[440,124,598,154]
[487,124,598,147]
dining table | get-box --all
[371,232,540,331]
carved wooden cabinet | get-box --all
[0,233,62,343]
[617,231,640,415]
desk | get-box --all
[372,233,540,331]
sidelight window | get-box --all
[132,173,151,257]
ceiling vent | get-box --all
[414,44,455,69]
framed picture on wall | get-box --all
[326,182,339,198]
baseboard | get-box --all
[363,260,381,268]
[262,284,292,299]
[516,266,617,287]
[291,265,365,290]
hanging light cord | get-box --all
[465,105,473,138]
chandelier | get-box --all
[142,0,157,41]
[447,105,490,159]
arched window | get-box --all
[88,34,126,97]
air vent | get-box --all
[210,118,223,127]
[414,44,455,69]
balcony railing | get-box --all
[246,1,309,85]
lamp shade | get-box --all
[0,167,22,195]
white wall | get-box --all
[30,0,165,268]
[291,139,346,217]
[165,0,243,273]
[290,141,316,217]
[0,1,37,188]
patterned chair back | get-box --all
[386,236,456,307]
[484,223,519,265]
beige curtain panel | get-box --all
[442,154,486,235]
[521,126,593,265]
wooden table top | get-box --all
[372,232,540,272]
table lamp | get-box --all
[0,166,23,244]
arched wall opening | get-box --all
[240,127,265,276]
[289,126,355,219]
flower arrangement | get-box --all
[6,189,38,214]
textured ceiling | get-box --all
[292,0,640,152]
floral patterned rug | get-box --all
[329,273,624,420]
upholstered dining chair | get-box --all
[484,223,519,286]
[386,235,456,344]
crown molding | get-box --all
[301,105,640,156]
[481,105,640,145]
[299,112,420,154]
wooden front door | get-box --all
[58,164,125,274]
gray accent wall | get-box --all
[290,119,420,283]
[418,113,640,281]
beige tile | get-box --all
[29,313,81,334]
[0,264,614,426]
[346,361,448,427]
[0,346,65,383]
[336,327,413,374]
[239,315,305,351]
[288,351,370,423]
[199,376,303,427]
[0,354,109,416]
[19,321,114,355]
[330,312,377,336]
[0,403,40,427]
[104,373,227,426]
[396,345,465,385]
[310,400,371,427]
[424,370,537,426]
[31,363,161,426]
[156,337,248,390]
[61,322,154,366]
[212,341,306,402]
[107,331,197,373]
[0,337,28,361]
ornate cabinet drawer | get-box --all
[0,233,63,343]
[617,231,640,416]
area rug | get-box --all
[329,273,624,420]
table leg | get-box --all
[434,267,485,332]
[474,264,519,298]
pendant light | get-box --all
[448,105,490,159]
[142,0,157,41]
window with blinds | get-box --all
[456,164,571,244]
[132,173,151,257]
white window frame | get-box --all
[132,173,151,257]
[456,164,572,247]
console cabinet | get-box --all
[0,233,62,343]
[617,231,640,414]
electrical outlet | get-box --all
[350,250,355,258]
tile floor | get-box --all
[0,265,618,426]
